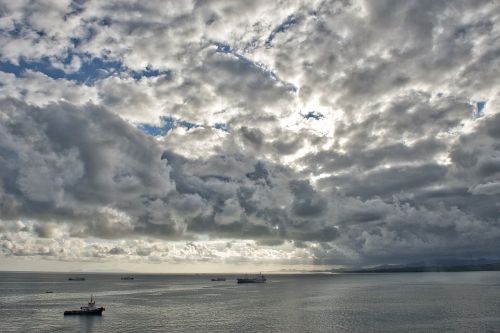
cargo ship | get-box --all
[237,273,266,283]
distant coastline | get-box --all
[338,262,500,273]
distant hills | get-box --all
[336,259,500,273]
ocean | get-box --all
[1,271,499,332]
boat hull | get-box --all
[64,308,105,316]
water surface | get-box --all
[1,271,499,332]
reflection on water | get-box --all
[2,272,500,332]
[63,315,103,333]
[78,315,102,332]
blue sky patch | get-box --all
[138,122,173,137]
[176,119,199,131]
[469,98,487,119]
[138,117,199,137]
[213,123,230,132]
[130,67,171,81]
[215,42,232,53]
[0,51,169,86]
[476,101,486,118]
[0,55,123,85]
[303,111,324,120]
[265,14,299,47]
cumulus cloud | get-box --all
[0,0,499,268]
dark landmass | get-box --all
[337,260,500,273]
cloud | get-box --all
[0,98,179,238]
[0,0,500,268]
[469,182,500,196]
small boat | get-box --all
[211,277,226,281]
[68,277,85,281]
[120,276,134,280]
[64,295,105,316]
[237,273,267,284]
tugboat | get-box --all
[237,273,267,284]
[64,295,105,316]
[211,277,226,281]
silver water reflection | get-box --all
[1,272,500,332]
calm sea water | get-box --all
[1,271,500,332]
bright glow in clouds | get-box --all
[0,0,500,272]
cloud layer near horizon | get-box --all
[0,0,499,268]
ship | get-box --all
[211,277,226,281]
[68,277,85,281]
[120,276,134,280]
[237,273,266,284]
[64,295,105,316]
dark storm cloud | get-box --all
[289,180,327,218]
[240,126,264,150]
[449,112,500,179]
[319,163,447,199]
[160,150,336,242]
[0,98,179,239]
[270,130,305,156]
[333,92,472,146]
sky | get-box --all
[0,0,499,273]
